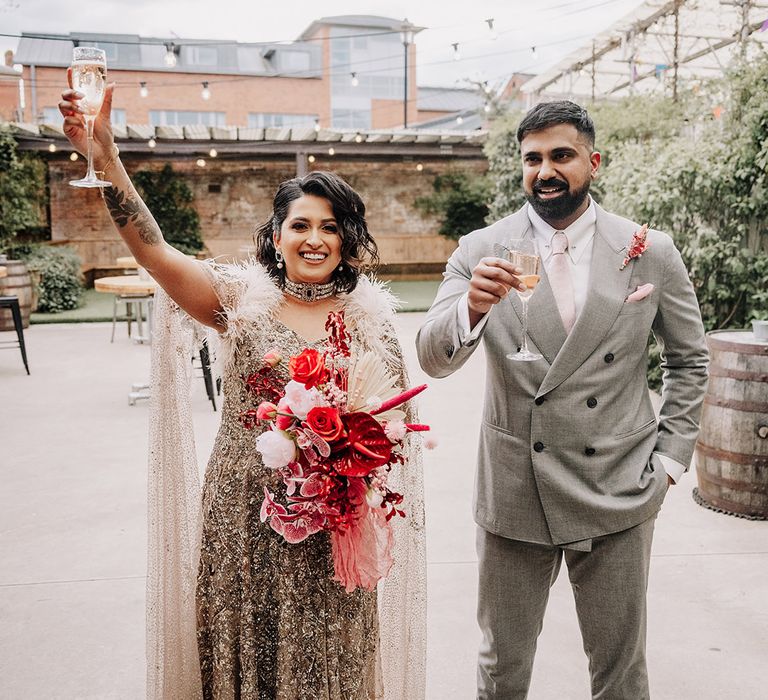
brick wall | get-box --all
[48,153,488,271]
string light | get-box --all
[350,72,359,87]
[531,46,537,57]
[485,18,498,41]
[48,143,56,152]
[313,118,320,133]
[354,134,363,143]
[484,103,492,114]
[456,115,464,125]
[308,155,316,163]
[196,158,206,167]
[209,148,218,158]
[201,81,211,100]
[139,81,148,98]
[452,43,461,61]
[148,137,157,148]
[416,163,424,172]
[164,42,178,67]
[328,147,335,156]
[69,152,78,161]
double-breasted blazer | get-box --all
[416,203,709,545]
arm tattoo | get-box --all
[103,186,161,246]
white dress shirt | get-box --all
[455,197,686,483]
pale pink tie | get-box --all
[548,231,576,333]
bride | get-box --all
[59,82,426,700]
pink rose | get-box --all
[256,401,277,421]
[263,349,282,367]
[276,397,296,430]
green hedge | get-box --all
[8,244,84,313]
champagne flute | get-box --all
[69,47,111,188]
[499,239,543,362]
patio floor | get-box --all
[1,317,766,699]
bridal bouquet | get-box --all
[239,311,430,592]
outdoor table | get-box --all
[94,275,158,344]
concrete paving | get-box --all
[1,317,766,699]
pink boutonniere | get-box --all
[619,224,650,270]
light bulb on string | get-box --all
[48,143,57,153]
[354,134,363,143]
[308,155,316,163]
[201,81,211,100]
[209,148,218,158]
[530,46,537,57]
[313,118,320,133]
[196,158,206,167]
[485,18,498,41]
[452,43,460,61]
[416,163,424,172]
[350,72,359,87]
[148,137,157,148]
[139,81,148,98]
[484,103,492,114]
[456,115,464,125]
[164,43,177,67]
[69,152,78,161]
[328,147,335,156]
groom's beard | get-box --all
[525,177,591,223]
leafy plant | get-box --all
[133,164,204,255]
[414,171,492,239]
[8,243,84,313]
[0,126,47,252]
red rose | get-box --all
[289,348,329,389]
[306,406,345,443]
[335,412,393,477]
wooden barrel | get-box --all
[0,260,33,331]
[694,330,768,519]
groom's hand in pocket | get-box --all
[468,257,523,329]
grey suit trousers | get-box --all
[476,516,656,700]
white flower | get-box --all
[256,429,296,469]
[283,380,328,420]
[384,419,407,443]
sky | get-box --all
[0,0,646,88]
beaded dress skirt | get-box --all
[196,322,378,700]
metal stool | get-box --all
[111,293,154,343]
[0,295,30,374]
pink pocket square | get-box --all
[625,283,655,303]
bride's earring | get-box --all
[275,249,284,269]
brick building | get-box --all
[4,16,487,130]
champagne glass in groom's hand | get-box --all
[495,239,543,362]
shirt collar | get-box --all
[526,197,597,264]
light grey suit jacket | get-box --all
[416,203,709,545]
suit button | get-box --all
[587,397,598,408]
[604,353,615,363]
[533,441,545,453]
[535,397,545,406]
[585,447,596,456]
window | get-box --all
[186,46,218,66]
[278,51,311,73]
[111,108,126,126]
[331,109,370,130]
[90,42,118,61]
[248,113,318,128]
[149,110,226,127]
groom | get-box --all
[416,101,708,699]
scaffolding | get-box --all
[522,0,768,103]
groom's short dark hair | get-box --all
[516,100,595,149]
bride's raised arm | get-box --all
[59,77,223,330]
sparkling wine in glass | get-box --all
[499,239,543,362]
[69,47,111,188]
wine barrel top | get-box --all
[94,275,157,296]
[115,256,139,269]
[706,330,768,355]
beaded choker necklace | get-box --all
[282,278,336,303]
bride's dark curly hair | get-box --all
[254,171,379,294]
